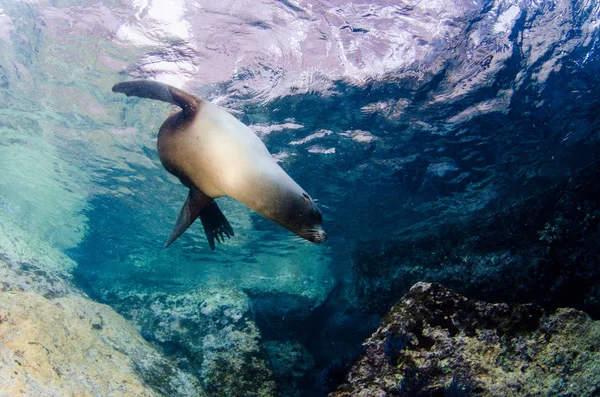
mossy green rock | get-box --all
[106,285,277,397]
[332,282,600,396]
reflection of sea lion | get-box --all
[113,80,327,250]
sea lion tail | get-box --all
[112,80,200,114]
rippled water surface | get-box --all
[0,0,599,395]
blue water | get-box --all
[1,0,599,396]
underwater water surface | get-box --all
[0,0,600,396]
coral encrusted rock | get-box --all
[331,282,600,397]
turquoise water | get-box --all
[1,0,599,395]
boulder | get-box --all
[0,216,79,299]
[332,282,600,397]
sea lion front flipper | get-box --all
[165,189,210,248]
[164,189,234,250]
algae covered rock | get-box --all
[0,290,204,397]
[331,282,600,397]
[105,285,277,397]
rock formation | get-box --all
[0,289,204,396]
[0,221,204,396]
[332,282,600,397]
[95,285,278,397]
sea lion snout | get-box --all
[304,229,328,243]
[278,193,327,244]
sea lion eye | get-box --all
[302,193,310,201]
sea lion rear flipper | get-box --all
[199,201,234,251]
[164,189,234,250]
[112,80,200,116]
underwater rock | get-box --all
[0,223,205,396]
[240,264,335,339]
[0,256,79,300]
[263,339,315,397]
[352,161,600,317]
[331,282,600,397]
[103,285,277,397]
[0,290,204,397]
[246,290,321,339]
[0,216,79,298]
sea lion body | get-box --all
[113,80,326,249]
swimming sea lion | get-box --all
[112,80,327,250]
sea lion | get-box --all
[112,80,327,250]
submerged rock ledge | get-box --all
[0,247,205,396]
[332,282,600,397]
[0,289,205,396]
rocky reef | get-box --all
[263,339,317,397]
[331,282,600,397]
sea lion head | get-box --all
[285,191,327,243]
[257,185,327,243]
